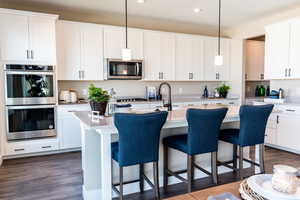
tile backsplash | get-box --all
[58,80,224,99]
[270,80,300,102]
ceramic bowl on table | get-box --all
[247,174,300,200]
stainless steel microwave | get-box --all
[106,59,143,80]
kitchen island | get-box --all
[74,104,243,200]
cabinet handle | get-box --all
[285,68,288,77]
[191,73,193,80]
[288,68,291,77]
[41,146,52,149]
[276,115,279,124]
[260,74,264,80]
[79,71,82,79]
[14,148,25,152]
[286,109,296,112]
[31,50,34,59]
[245,74,248,80]
[26,50,30,59]
[82,70,85,79]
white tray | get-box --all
[247,174,300,200]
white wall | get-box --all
[224,6,300,39]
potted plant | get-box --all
[88,84,110,115]
[215,84,230,98]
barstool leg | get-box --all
[211,152,218,184]
[233,144,238,172]
[119,167,123,200]
[139,164,144,192]
[187,155,192,193]
[239,146,244,180]
[153,162,160,200]
[259,144,265,174]
[191,155,194,182]
[163,145,168,191]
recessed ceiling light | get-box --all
[193,8,202,13]
[137,0,145,3]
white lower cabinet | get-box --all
[57,104,90,149]
[276,114,300,152]
[265,114,278,145]
[5,139,59,156]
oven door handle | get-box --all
[6,105,56,110]
[5,71,54,75]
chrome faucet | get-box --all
[158,82,172,111]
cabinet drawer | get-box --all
[5,140,59,156]
[5,143,29,155]
[31,141,59,152]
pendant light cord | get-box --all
[125,0,128,49]
[218,0,221,56]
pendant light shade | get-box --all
[215,0,223,66]
[122,48,132,61]
[121,0,132,61]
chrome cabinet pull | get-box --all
[191,73,193,80]
[245,74,248,80]
[276,115,279,124]
[31,50,34,59]
[14,148,25,152]
[285,68,288,77]
[79,71,81,79]
[26,50,29,59]
[286,109,296,112]
[82,70,85,79]
[288,68,291,77]
[42,146,52,149]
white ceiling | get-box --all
[1,0,300,28]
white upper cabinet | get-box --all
[245,40,265,81]
[104,26,143,59]
[80,23,104,81]
[56,21,81,80]
[265,22,290,80]
[204,37,230,81]
[0,9,57,64]
[56,20,104,81]
[288,19,300,79]
[175,34,204,81]
[0,13,29,62]
[143,31,175,81]
[28,17,56,64]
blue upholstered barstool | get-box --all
[163,108,228,193]
[219,104,274,180]
[111,111,168,200]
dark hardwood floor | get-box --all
[0,147,300,200]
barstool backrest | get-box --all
[114,111,168,166]
[186,108,228,155]
[239,104,274,147]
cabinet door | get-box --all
[204,38,218,81]
[160,33,175,80]
[143,31,161,80]
[28,17,56,65]
[0,13,29,62]
[246,41,265,80]
[104,27,143,59]
[59,115,82,149]
[289,19,300,79]
[216,39,230,81]
[265,22,290,80]
[56,21,81,80]
[80,23,104,80]
[175,35,204,81]
[277,114,300,151]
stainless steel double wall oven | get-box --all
[4,64,57,141]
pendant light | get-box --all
[122,0,132,61]
[215,0,223,66]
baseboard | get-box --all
[2,148,81,160]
